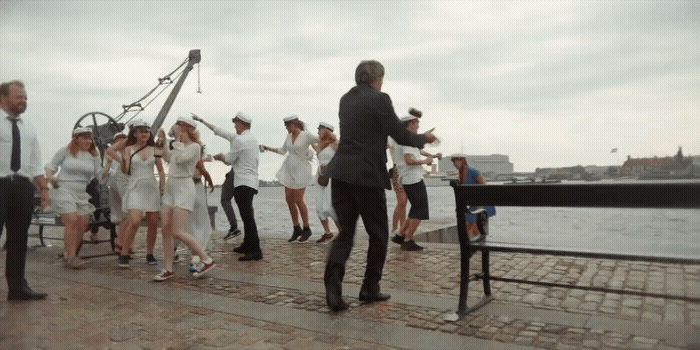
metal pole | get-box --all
[150,49,201,134]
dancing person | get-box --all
[154,117,215,281]
[313,122,340,244]
[260,115,318,242]
[393,115,433,251]
[387,137,407,239]
[450,153,496,241]
[182,136,215,271]
[101,132,129,257]
[0,80,48,300]
[197,113,263,261]
[388,108,426,242]
[189,113,241,240]
[323,60,437,311]
[45,127,102,269]
[106,119,164,267]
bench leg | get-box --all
[444,248,494,322]
[482,249,491,296]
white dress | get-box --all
[314,146,337,221]
[46,147,102,215]
[122,148,161,213]
[275,131,318,189]
[162,142,200,211]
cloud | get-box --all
[2,0,698,179]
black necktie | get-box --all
[9,117,20,172]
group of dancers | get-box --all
[43,112,350,281]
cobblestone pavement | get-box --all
[0,227,698,349]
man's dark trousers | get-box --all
[221,170,238,231]
[233,186,260,253]
[325,179,389,292]
[0,176,35,292]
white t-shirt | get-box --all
[399,146,424,185]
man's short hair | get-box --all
[0,80,25,96]
[355,60,384,85]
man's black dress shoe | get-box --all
[326,294,349,312]
[8,288,48,301]
[238,252,263,261]
[232,245,246,253]
[358,291,391,303]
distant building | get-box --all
[438,154,513,179]
[621,148,697,178]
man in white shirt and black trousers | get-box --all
[0,80,48,301]
[194,112,263,261]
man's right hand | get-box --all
[190,113,202,122]
[424,128,438,144]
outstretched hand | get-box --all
[190,113,202,122]
[424,128,438,144]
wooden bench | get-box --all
[444,181,700,321]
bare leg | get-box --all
[61,213,79,259]
[400,218,422,241]
[466,222,480,239]
[285,187,299,226]
[145,212,159,255]
[320,219,331,235]
[121,209,144,255]
[295,188,309,227]
[392,190,407,233]
[170,207,211,262]
[161,207,175,272]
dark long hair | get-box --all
[125,127,155,147]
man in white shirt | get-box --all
[395,115,433,251]
[195,113,263,261]
[0,80,48,300]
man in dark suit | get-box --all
[1,80,49,301]
[324,61,437,311]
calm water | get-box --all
[207,182,700,257]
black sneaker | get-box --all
[288,225,302,242]
[400,240,424,251]
[391,234,405,244]
[146,254,158,265]
[118,255,130,268]
[298,226,312,242]
[224,228,242,240]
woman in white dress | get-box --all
[313,122,340,244]
[260,115,319,242]
[107,119,165,268]
[45,127,102,269]
[154,117,215,281]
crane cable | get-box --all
[113,57,189,124]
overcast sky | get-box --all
[2,0,698,182]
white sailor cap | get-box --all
[283,115,299,124]
[112,131,128,141]
[450,153,468,159]
[72,127,93,136]
[130,119,150,129]
[318,122,334,131]
[233,112,252,124]
[400,115,418,123]
[177,116,197,128]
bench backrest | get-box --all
[451,181,700,208]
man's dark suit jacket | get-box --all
[327,83,426,189]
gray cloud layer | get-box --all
[2,0,698,179]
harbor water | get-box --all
[207,182,700,258]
